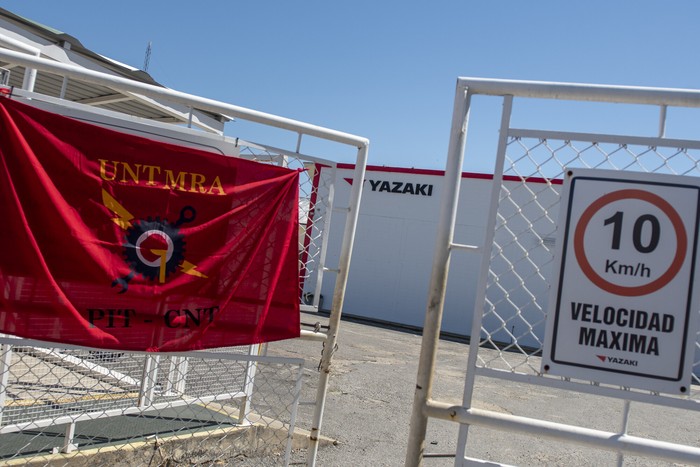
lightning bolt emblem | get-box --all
[180,260,208,278]
[102,189,134,230]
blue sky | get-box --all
[3,2,700,172]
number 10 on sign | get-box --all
[542,168,700,394]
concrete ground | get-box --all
[4,313,697,466]
[268,314,700,467]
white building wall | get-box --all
[316,165,484,337]
[316,164,561,346]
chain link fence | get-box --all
[479,131,700,399]
[0,134,340,466]
[0,143,340,466]
[0,45,368,466]
[0,337,305,466]
[407,81,700,465]
[239,144,336,311]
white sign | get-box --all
[542,169,700,394]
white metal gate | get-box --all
[0,46,368,466]
[407,78,700,466]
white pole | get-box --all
[616,400,632,467]
[0,34,38,91]
[138,355,159,407]
[658,104,668,138]
[307,144,368,466]
[426,402,700,465]
[455,95,514,461]
[0,46,372,465]
[59,76,69,99]
[238,344,260,425]
[0,49,369,148]
[0,344,12,426]
[405,80,471,466]
[457,77,700,107]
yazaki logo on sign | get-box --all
[542,168,700,394]
[344,177,434,197]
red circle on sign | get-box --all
[573,188,687,297]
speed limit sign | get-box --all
[542,168,700,394]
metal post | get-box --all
[0,343,12,426]
[312,166,336,309]
[174,357,188,394]
[238,344,260,426]
[296,133,303,153]
[164,356,188,395]
[405,80,471,466]
[307,144,368,466]
[59,76,69,99]
[138,355,159,407]
[0,34,38,92]
[455,94,514,462]
[284,361,306,465]
[658,105,668,138]
[616,400,632,467]
[61,422,78,453]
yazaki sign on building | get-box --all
[542,168,700,394]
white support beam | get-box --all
[425,401,700,465]
[458,77,700,107]
[0,49,369,148]
[75,92,132,105]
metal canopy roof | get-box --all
[0,7,229,132]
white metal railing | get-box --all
[406,78,700,466]
[0,46,369,466]
[0,337,304,464]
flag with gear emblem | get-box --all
[0,97,301,351]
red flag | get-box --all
[0,98,301,351]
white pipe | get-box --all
[658,104,668,138]
[307,144,369,466]
[405,79,471,466]
[458,77,700,107]
[0,46,369,465]
[299,330,327,342]
[313,166,337,309]
[59,76,69,99]
[616,400,632,467]
[0,47,370,467]
[425,401,700,465]
[0,344,12,426]
[0,49,369,148]
[0,33,38,91]
[455,95,514,459]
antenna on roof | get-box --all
[143,42,152,72]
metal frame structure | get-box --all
[406,78,700,466]
[0,47,368,466]
[0,336,306,464]
[0,337,288,452]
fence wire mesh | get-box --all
[239,145,335,309]
[0,340,304,466]
[477,130,700,401]
[0,57,362,465]
[0,126,340,466]
[0,146,337,466]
